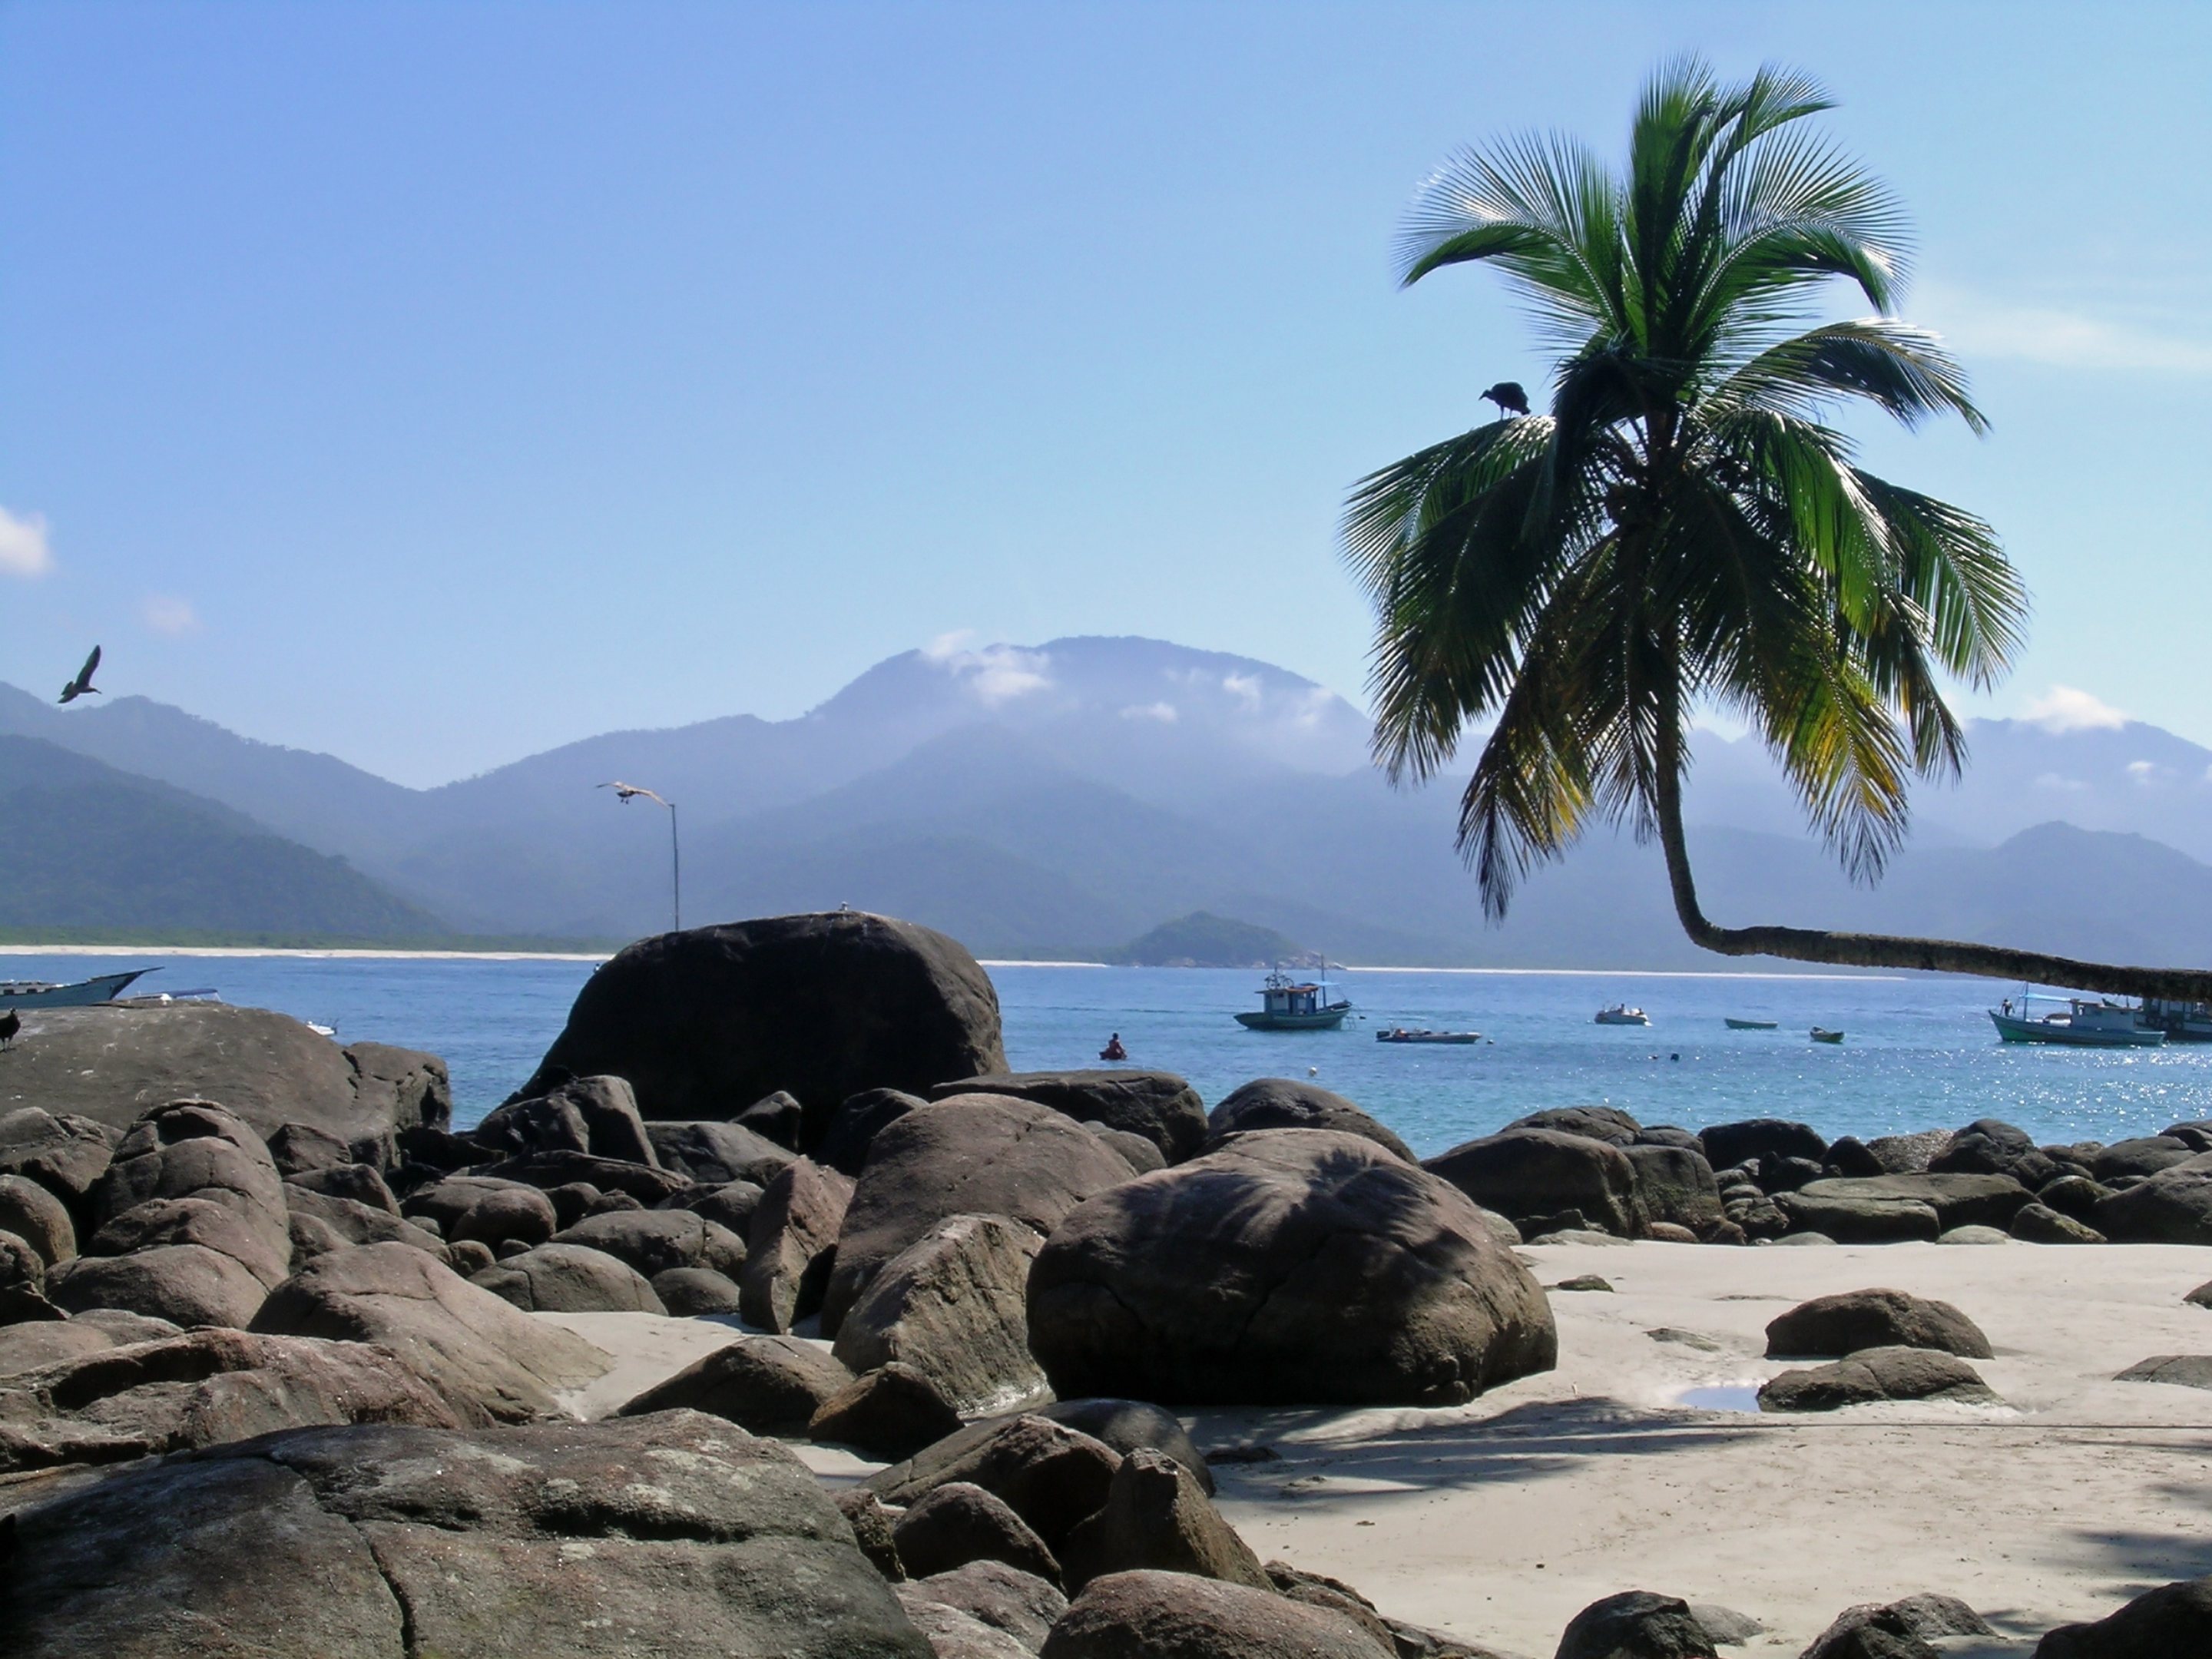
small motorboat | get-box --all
[1594,1005,1649,1026]
[1810,1028,1844,1044]
[1724,1018,1779,1030]
[1376,1028,1483,1045]
[0,969,157,1009]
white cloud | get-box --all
[1121,701,1177,724]
[922,636,1052,705]
[1290,685,1336,729]
[1221,671,1263,713]
[1920,283,2212,375]
[0,505,54,578]
[141,594,200,635]
[2023,684,2129,733]
[2034,772,2091,793]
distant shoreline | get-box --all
[0,945,1910,979]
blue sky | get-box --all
[2,2,2207,786]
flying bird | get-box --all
[0,1010,20,1047]
[58,646,103,705]
[1480,381,1530,419]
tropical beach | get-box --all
[6,5,2212,1657]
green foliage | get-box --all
[1348,57,2025,921]
[1105,911,1312,968]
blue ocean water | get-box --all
[5,952,2208,1155]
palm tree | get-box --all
[1346,58,2212,1003]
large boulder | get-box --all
[1034,1398,1214,1494]
[0,1173,76,1267]
[1774,1189,1940,1244]
[548,1208,748,1280]
[1700,1118,1826,1169]
[47,1243,272,1330]
[1555,1591,1717,1659]
[1506,1105,1641,1146]
[0,1003,449,1144]
[470,1243,666,1313]
[647,1120,798,1187]
[1059,1448,1269,1593]
[1785,1173,2031,1234]
[1204,1079,1415,1163]
[1930,1119,2061,1188]
[2092,1154,2212,1243]
[516,912,1007,1121]
[2091,1137,2197,1183]
[823,1095,1137,1335]
[815,1088,927,1177]
[91,1100,289,1235]
[1759,1346,1998,1412]
[742,1157,854,1332]
[618,1333,853,1434]
[1041,1570,1393,1658]
[1801,1594,1993,1659]
[907,1560,1068,1654]
[1766,1290,1994,1359]
[402,1175,558,1250]
[2,1409,934,1658]
[284,1183,446,1260]
[0,1326,462,1473]
[472,1150,694,1204]
[2036,1576,2212,1657]
[810,1361,965,1460]
[834,1214,1049,1415]
[1029,1129,1555,1406]
[869,1414,1124,1554]
[933,1071,1207,1164]
[895,1590,1036,1659]
[0,1108,115,1218]
[1423,1128,1644,1238]
[893,1482,1062,1584]
[1621,1144,1724,1236]
[248,1241,610,1423]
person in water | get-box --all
[1099,1032,1128,1061]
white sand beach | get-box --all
[548,1239,2212,1656]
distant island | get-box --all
[1104,911,1318,969]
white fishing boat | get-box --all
[1988,992,2164,1048]
[1376,1028,1482,1045]
[0,969,157,1009]
[1594,1004,1649,1026]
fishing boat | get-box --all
[1988,993,2164,1048]
[1594,1005,1649,1026]
[0,969,157,1010]
[2144,998,2212,1043]
[1810,1027,1844,1045]
[1724,1018,1779,1030]
[1376,1028,1482,1045]
[1234,966,1353,1031]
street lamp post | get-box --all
[598,781,680,932]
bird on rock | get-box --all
[58,645,102,704]
[1480,381,1530,419]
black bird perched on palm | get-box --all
[0,1010,20,1048]
[58,646,102,705]
[1480,381,1530,419]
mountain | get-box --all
[5,634,2212,971]
[0,735,446,942]
[1106,913,1313,968]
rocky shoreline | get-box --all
[3,911,2207,1655]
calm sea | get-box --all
[5,952,2208,1157]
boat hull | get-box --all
[0,970,152,1009]
[1810,1028,1844,1044]
[1236,1007,1352,1031]
[1724,1018,1779,1030]
[1377,1031,1481,1045]
[1988,1010,2164,1048]
[1594,1013,1648,1026]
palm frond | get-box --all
[1711,319,1985,432]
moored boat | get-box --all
[1989,995,2164,1048]
[1810,1027,1844,1044]
[1594,1004,1649,1025]
[1234,967,1352,1031]
[1724,1017,1779,1030]
[1376,1028,1482,1045]
[0,969,157,1010]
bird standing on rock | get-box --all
[1480,381,1530,419]
[58,646,102,704]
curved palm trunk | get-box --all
[1651,727,2212,1005]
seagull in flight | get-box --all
[58,646,103,705]
[598,781,670,808]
